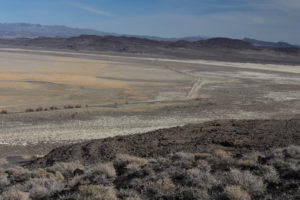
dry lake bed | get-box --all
[0,48,299,159]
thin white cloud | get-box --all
[71,2,112,17]
[246,0,300,12]
[268,0,300,10]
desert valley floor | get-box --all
[0,48,299,160]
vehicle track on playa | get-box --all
[165,65,206,100]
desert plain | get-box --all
[0,48,299,160]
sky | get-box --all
[0,0,299,44]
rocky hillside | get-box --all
[28,119,300,168]
[1,118,299,200]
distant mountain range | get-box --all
[1,22,298,47]
[243,38,298,48]
[0,23,115,38]
[0,23,207,41]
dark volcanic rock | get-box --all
[27,118,300,168]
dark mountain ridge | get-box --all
[1,34,299,53]
[1,23,299,47]
[1,35,300,64]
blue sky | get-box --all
[0,0,299,44]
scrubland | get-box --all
[1,146,299,200]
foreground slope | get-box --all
[28,118,300,167]
[0,119,298,200]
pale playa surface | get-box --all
[0,48,299,147]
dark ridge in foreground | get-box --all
[27,119,300,168]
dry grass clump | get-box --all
[29,177,65,199]
[115,154,149,166]
[154,178,176,194]
[47,161,84,179]
[261,165,279,183]
[77,185,118,200]
[1,146,300,199]
[0,176,10,188]
[237,152,260,167]
[89,163,116,178]
[214,149,232,159]
[2,188,30,200]
[0,159,8,167]
[224,185,251,200]
[225,168,266,195]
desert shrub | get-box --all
[25,108,34,112]
[224,185,251,200]
[0,159,8,167]
[55,172,65,181]
[155,178,176,194]
[261,165,279,183]
[47,161,84,179]
[172,152,195,162]
[2,147,300,200]
[126,163,142,174]
[271,145,300,160]
[2,188,30,200]
[67,175,83,188]
[0,110,8,114]
[29,185,49,199]
[33,168,55,179]
[35,107,43,112]
[28,177,65,199]
[78,163,116,186]
[90,163,116,178]
[237,153,260,168]
[77,185,118,200]
[196,160,211,172]
[282,145,300,159]
[214,149,232,160]
[118,189,141,199]
[114,154,149,175]
[175,186,209,200]
[0,175,10,189]
[143,177,176,199]
[75,104,82,108]
[225,168,266,195]
[125,198,142,200]
[49,106,58,110]
[194,152,212,160]
[185,168,219,189]
[64,105,74,109]
[170,152,196,169]
[6,167,32,183]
